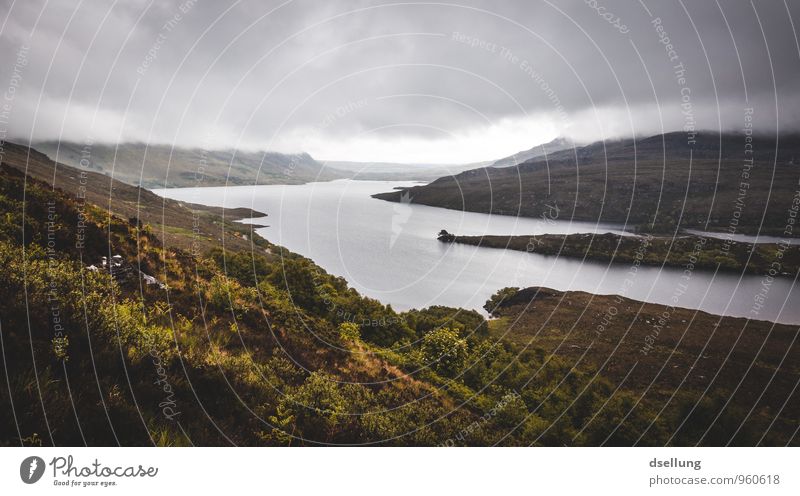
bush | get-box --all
[484,287,520,315]
[338,322,360,343]
[421,327,468,378]
[206,274,256,315]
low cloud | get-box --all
[1,0,798,163]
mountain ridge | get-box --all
[33,140,350,189]
[490,137,574,168]
[373,131,800,235]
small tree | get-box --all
[483,287,520,315]
[338,322,361,343]
[270,372,347,443]
[421,327,468,377]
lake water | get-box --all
[155,180,800,325]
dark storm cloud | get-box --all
[0,0,798,162]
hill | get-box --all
[320,159,490,181]
[490,137,574,168]
[0,153,669,446]
[33,141,349,189]
[1,141,796,446]
[486,287,799,443]
[0,141,267,253]
[374,132,800,235]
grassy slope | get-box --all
[1,141,266,254]
[374,132,800,235]
[487,287,799,442]
[0,163,475,446]
[33,141,349,188]
[1,143,797,446]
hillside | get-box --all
[34,141,349,188]
[0,165,466,445]
[0,154,670,446]
[2,143,796,445]
[0,141,266,253]
[491,137,574,168]
[374,132,800,235]
[486,287,799,444]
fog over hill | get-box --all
[3,1,798,162]
[32,141,349,189]
[322,159,491,181]
[491,137,574,168]
[374,131,800,235]
[31,141,502,187]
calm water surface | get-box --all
[155,180,800,325]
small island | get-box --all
[437,229,456,242]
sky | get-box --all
[1,0,799,164]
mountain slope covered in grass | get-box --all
[34,141,349,188]
[490,137,574,168]
[374,132,800,235]
[0,143,795,446]
[1,141,265,254]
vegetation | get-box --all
[374,132,800,236]
[33,141,347,189]
[1,152,796,446]
[0,141,268,254]
[485,286,799,446]
[444,232,800,277]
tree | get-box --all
[483,287,520,315]
[270,372,348,443]
[421,327,468,377]
[267,257,332,315]
[338,322,360,343]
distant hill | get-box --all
[373,132,800,235]
[320,159,491,181]
[1,141,263,253]
[490,137,574,168]
[33,141,350,189]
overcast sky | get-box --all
[1,0,798,163]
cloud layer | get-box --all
[1,0,798,163]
